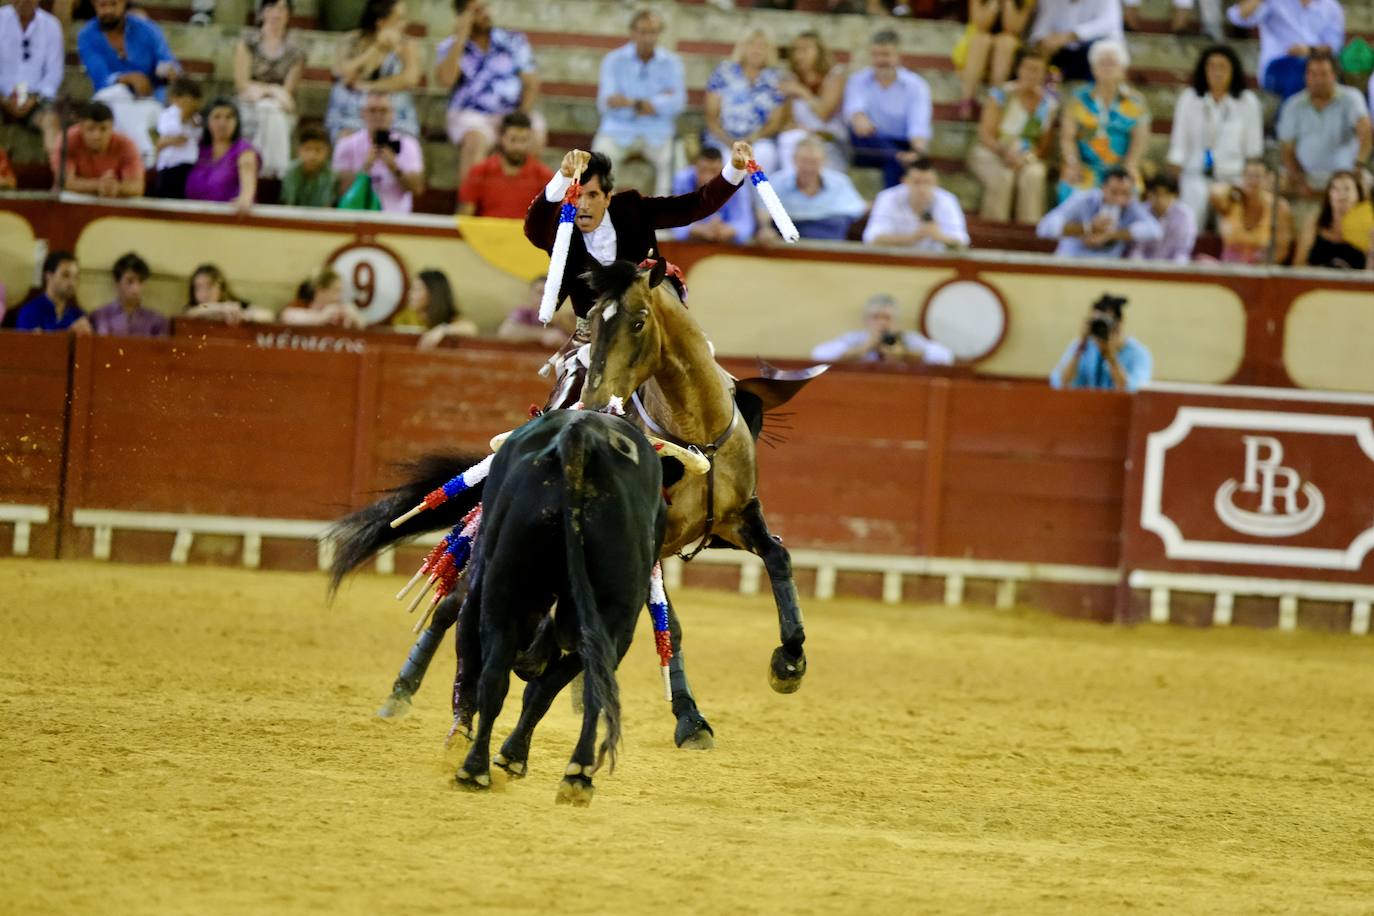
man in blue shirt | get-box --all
[591,9,686,197]
[1050,294,1152,392]
[671,147,755,244]
[841,29,931,188]
[1228,0,1345,100]
[15,250,89,333]
[763,135,868,241]
[1036,168,1162,259]
[78,0,179,165]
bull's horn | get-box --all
[489,430,513,452]
[650,437,710,475]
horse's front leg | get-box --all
[377,588,464,720]
[737,498,807,693]
[664,593,714,749]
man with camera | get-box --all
[810,293,954,365]
[1037,168,1161,259]
[333,92,425,213]
[1049,294,1152,392]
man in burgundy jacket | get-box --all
[524,141,755,319]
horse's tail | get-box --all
[326,452,486,597]
[556,416,621,774]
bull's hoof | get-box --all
[555,774,595,807]
[375,691,413,720]
[674,710,715,750]
[493,753,527,779]
[768,646,807,694]
[454,768,491,791]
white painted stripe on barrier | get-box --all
[1278,595,1299,633]
[814,564,836,601]
[375,547,395,576]
[1143,381,1374,407]
[1,504,50,557]
[1150,587,1171,624]
[1213,592,1234,627]
[944,574,964,607]
[1128,570,1374,603]
[882,570,903,605]
[1353,601,1371,637]
[93,525,112,560]
[170,529,194,565]
[995,579,1016,610]
[243,532,262,569]
[71,509,328,539]
[738,562,761,597]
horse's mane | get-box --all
[581,261,643,302]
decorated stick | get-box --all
[389,454,494,528]
[746,160,800,243]
[647,562,673,702]
[538,163,584,325]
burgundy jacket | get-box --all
[524,174,743,317]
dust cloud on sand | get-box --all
[2,560,1373,914]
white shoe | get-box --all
[707,0,734,10]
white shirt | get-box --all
[154,105,202,170]
[0,5,65,100]
[862,184,970,252]
[1028,0,1125,48]
[810,329,954,365]
[1166,89,1264,180]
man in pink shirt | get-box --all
[333,92,425,214]
[89,251,170,337]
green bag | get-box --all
[1339,37,1373,80]
[337,172,381,212]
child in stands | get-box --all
[280,125,336,207]
[152,77,203,198]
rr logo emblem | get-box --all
[1214,436,1325,537]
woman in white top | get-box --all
[1167,44,1263,231]
[776,31,847,171]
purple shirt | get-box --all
[90,302,171,337]
[185,139,258,202]
[1130,200,1198,264]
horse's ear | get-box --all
[647,257,668,290]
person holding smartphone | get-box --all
[332,91,424,213]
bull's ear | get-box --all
[647,257,668,289]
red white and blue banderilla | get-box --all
[648,561,674,702]
[746,160,800,243]
[389,453,493,530]
[537,166,584,325]
[396,504,483,632]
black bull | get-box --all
[452,410,665,804]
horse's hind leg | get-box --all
[495,650,583,779]
[664,594,714,749]
[737,498,807,694]
[377,589,464,720]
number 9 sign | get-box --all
[327,240,410,325]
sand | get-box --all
[2,559,1372,915]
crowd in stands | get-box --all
[1,0,1373,272]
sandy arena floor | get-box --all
[2,559,1373,914]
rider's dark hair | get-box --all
[583,151,615,193]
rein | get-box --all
[631,391,739,562]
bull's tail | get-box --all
[556,416,621,774]
[326,452,486,597]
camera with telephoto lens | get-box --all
[880,332,900,346]
[1089,315,1115,341]
[1089,294,1128,342]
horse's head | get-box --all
[580,258,671,411]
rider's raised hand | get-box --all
[731,142,754,171]
[560,149,592,178]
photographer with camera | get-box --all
[810,293,954,365]
[333,91,424,213]
[1049,294,1151,392]
[1037,168,1161,259]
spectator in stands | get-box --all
[234,0,305,180]
[764,134,867,241]
[280,267,365,327]
[183,263,273,324]
[1167,45,1264,231]
[1129,174,1197,263]
[15,250,89,333]
[809,293,954,365]
[1028,0,1123,83]
[1209,159,1294,264]
[1278,52,1372,210]
[704,29,787,174]
[590,9,685,198]
[1294,171,1374,270]
[496,275,576,346]
[1037,168,1163,258]
[152,77,202,198]
[843,29,931,189]
[89,252,169,337]
[1049,294,1151,392]
[53,101,145,198]
[184,99,259,212]
[1227,0,1345,101]
[78,0,180,165]
[955,0,1036,120]
[1125,0,1223,40]
[0,147,15,189]
[437,0,546,185]
[863,157,970,252]
[333,91,424,214]
[778,31,847,171]
[1058,40,1150,200]
[280,125,336,207]
[327,0,421,142]
[967,48,1056,225]
[414,269,479,348]
[0,0,64,155]
[671,147,757,245]
[459,112,553,218]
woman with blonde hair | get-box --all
[182,263,273,324]
[954,0,1036,120]
[703,28,786,172]
[280,267,366,327]
[777,30,848,169]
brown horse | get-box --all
[578,259,810,742]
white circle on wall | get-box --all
[329,242,408,325]
[920,280,1008,362]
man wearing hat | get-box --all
[1049,293,1152,392]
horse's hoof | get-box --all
[555,775,595,807]
[674,710,715,749]
[493,753,527,779]
[376,692,413,720]
[768,646,806,694]
[454,768,491,791]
